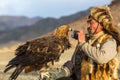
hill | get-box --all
[0,10,89,44]
[0,16,42,31]
[0,0,120,45]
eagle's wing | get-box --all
[7,36,64,68]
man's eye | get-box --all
[90,21,94,24]
[87,19,92,23]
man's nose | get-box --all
[87,24,91,28]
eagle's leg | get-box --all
[45,63,49,68]
[51,60,54,65]
[55,56,60,62]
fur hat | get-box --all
[89,6,120,44]
[89,6,113,30]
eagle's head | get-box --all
[54,25,72,39]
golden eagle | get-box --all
[4,25,72,80]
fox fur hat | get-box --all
[89,6,120,44]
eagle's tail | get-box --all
[10,65,24,80]
[4,65,15,73]
[4,65,24,80]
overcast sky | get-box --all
[0,0,112,18]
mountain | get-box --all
[0,10,89,44]
[109,0,120,25]
[0,16,42,31]
[0,0,119,45]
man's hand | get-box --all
[78,30,85,43]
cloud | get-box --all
[0,0,112,18]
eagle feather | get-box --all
[4,25,72,80]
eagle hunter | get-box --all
[4,25,72,80]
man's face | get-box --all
[87,18,103,34]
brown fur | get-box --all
[80,33,119,80]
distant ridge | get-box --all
[0,16,42,31]
[0,9,89,44]
[1,0,120,45]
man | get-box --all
[39,6,120,80]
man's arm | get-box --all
[79,38,117,64]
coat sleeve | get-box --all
[79,38,117,64]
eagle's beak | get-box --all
[68,27,72,31]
